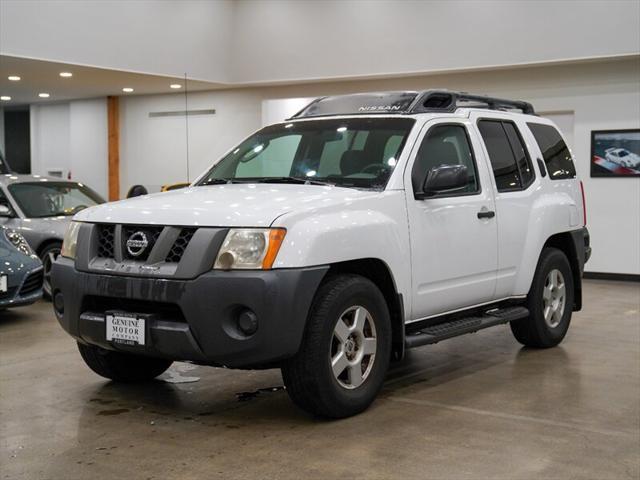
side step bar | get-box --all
[405,306,529,349]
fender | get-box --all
[272,190,412,320]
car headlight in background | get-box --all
[4,229,36,258]
[214,228,286,270]
[61,222,82,259]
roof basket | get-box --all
[410,90,536,115]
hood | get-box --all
[74,184,381,227]
[19,216,71,238]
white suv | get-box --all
[52,90,591,418]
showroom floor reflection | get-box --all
[1,280,638,480]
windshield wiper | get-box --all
[253,176,334,186]
[200,178,240,185]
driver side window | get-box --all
[411,124,479,195]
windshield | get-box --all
[8,182,105,218]
[618,150,629,157]
[197,118,415,189]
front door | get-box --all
[405,119,498,320]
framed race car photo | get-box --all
[591,129,640,177]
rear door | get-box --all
[471,113,540,298]
[405,118,498,320]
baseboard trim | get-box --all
[584,272,640,282]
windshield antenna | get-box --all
[184,72,190,183]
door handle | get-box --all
[477,210,495,219]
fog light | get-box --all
[53,291,65,315]
[237,309,258,336]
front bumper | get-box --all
[52,257,328,368]
[0,266,44,308]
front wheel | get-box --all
[40,242,62,300]
[77,342,173,382]
[510,247,574,348]
[282,274,391,418]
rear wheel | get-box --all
[282,274,391,418]
[510,247,574,348]
[77,342,172,382]
[40,242,61,300]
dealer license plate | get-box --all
[106,313,145,346]
[0,275,7,293]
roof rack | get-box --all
[411,90,536,115]
[289,89,535,119]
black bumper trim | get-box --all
[52,257,328,368]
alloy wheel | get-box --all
[329,306,377,389]
[42,247,61,297]
[542,268,566,328]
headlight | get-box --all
[61,222,82,259]
[214,228,286,270]
[4,230,35,257]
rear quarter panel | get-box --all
[510,116,583,295]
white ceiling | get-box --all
[0,55,222,107]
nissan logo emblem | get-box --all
[126,231,149,257]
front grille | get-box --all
[82,295,186,322]
[20,270,44,296]
[122,226,163,261]
[97,225,115,258]
[93,224,199,264]
[166,228,196,263]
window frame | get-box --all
[476,117,536,193]
[411,122,482,200]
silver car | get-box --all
[0,174,105,298]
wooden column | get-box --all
[107,96,120,201]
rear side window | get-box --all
[478,120,536,192]
[503,122,535,186]
[527,123,576,180]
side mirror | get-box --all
[419,164,468,198]
[0,204,13,217]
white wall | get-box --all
[261,97,315,126]
[0,0,234,83]
[69,99,108,197]
[2,0,638,85]
[30,99,108,198]
[30,103,71,177]
[119,58,640,275]
[119,89,263,193]
[231,0,640,83]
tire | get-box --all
[282,274,392,418]
[40,242,62,301]
[510,247,574,348]
[77,342,172,382]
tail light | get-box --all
[580,180,587,226]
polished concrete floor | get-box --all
[1,279,639,480]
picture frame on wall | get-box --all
[590,129,640,177]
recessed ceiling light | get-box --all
[0,96,11,101]
[59,72,73,78]
[170,84,182,89]
[38,93,50,98]
[8,76,21,81]
[122,87,134,93]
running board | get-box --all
[405,306,529,349]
